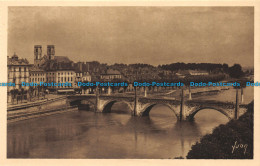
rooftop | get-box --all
[7,53,30,66]
[54,56,72,63]
[101,69,121,75]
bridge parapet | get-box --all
[99,95,135,102]
[186,100,236,109]
[138,97,181,105]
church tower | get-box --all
[47,45,55,60]
[34,45,42,67]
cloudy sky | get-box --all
[8,7,254,67]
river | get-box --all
[7,86,254,158]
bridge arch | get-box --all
[68,99,82,106]
[101,100,133,113]
[141,103,179,118]
[187,107,232,121]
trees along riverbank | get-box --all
[186,101,253,159]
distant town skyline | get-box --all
[8,7,254,67]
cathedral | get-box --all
[31,45,75,92]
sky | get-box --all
[8,7,254,67]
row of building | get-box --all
[7,45,122,103]
[7,45,211,104]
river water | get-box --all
[7,87,254,158]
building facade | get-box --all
[100,69,122,81]
[7,53,31,103]
[29,67,46,97]
[29,68,46,83]
[55,70,75,89]
[45,70,75,91]
[74,72,91,89]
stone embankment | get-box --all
[7,96,77,123]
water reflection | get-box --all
[7,108,221,158]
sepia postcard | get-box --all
[0,1,260,166]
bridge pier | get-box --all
[188,86,192,100]
[133,86,138,116]
[95,86,101,112]
[107,87,111,95]
[235,88,239,119]
[144,87,147,97]
[241,88,244,104]
[180,89,184,121]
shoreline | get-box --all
[7,96,77,123]
[7,106,78,124]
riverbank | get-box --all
[8,106,78,123]
[123,86,230,99]
[7,94,66,111]
[185,101,253,159]
[7,95,78,123]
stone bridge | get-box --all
[67,93,248,121]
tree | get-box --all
[223,63,229,73]
[229,64,244,78]
[10,89,17,104]
[21,88,24,103]
[186,102,253,159]
[28,86,34,101]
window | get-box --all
[24,67,26,72]
[19,67,21,72]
